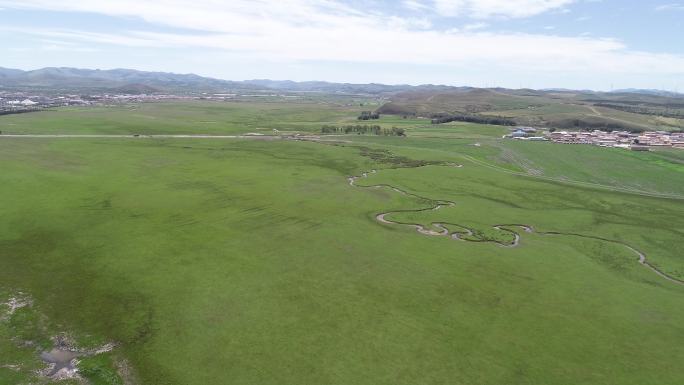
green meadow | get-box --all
[0,100,373,135]
[1,101,683,385]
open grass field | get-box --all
[1,101,684,385]
[0,100,375,135]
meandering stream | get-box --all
[348,167,684,286]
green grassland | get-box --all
[0,100,374,135]
[1,101,684,385]
[490,140,684,195]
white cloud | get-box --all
[41,44,99,52]
[0,1,370,33]
[655,3,684,11]
[402,0,430,11]
[433,0,575,18]
[463,22,488,31]
[0,0,682,78]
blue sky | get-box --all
[0,0,683,90]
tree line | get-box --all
[0,109,44,116]
[563,119,644,133]
[321,124,406,136]
[594,103,684,119]
[358,111,380,120]
[430,113,516,126]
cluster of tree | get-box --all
[0,109,43,116]
[593,103,684,118]
[385,127,406,136]
[321,124,405,136]
[430,113,516,126]
[564,119,644,133]
[358,111,380,120]
[584,99,684,109]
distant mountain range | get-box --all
[0,67,682,98]
[0,67,456,94]
[243,79,457,94]
[0,67,252,93]
[611,88,683,97]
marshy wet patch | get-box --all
[40,347,80,379]
[1,293,33,319]
[1,291,126,384]
[37,338,118,381]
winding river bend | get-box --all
[348,167,684,286]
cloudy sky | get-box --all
[1,0,682,90]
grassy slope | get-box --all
[491,141,684,196]
[1,103,684,385]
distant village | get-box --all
[506,127,684,151]
[0,91,246,114]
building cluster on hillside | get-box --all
[505,127,547,141]
[0,91,198,113]
[547,130,684,150]
[506,126,684,150]
[0,90,298,114]
[0,91,91,112]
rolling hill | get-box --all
[0,67,255,92]
[377,88,684,132]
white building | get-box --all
[20,99,37,106]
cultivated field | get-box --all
[1,100,683,385]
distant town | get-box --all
[506,127,684,150]
[0,91,216,113]
[0,90,300,115]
